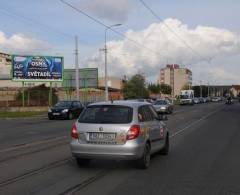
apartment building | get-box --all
[159,64,192,96]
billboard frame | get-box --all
[11,54,64,82]
[63,68,98,89]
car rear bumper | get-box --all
[156,109,168,113]
[180,100,193,105]
[70,139,144,160]
[48,112,68,119]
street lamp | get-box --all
[104,23,122,101]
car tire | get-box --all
[159,134,169,155]
[167,109,171,114]
[68,112,73,120]
[137,143,151,169]
[48,116,54,120]
[76,158,90,167]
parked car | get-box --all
[202,97,207,103]
[206,97,211,102]
[70,100,169,169]
[153,99,173,114]
[193,98,200,104]
[211,97,221,102]
[48,100,84,120]
[198,97,204,103]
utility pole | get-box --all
[104,30,108,101]
[200,80,202,97]
[75,35,79,101]
[207,82,210,97]
[104,24,122,101]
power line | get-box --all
[139,0,212,63]
[59,0,170,59]
[0,7,73,40]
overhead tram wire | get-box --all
[0,7,73,40]
[0,7,79,55]
[139,0,212,64]
[59,0,170,59]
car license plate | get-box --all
[53,113,60,116]
[89,133,116,141]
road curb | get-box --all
[1,116,48,120]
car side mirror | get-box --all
[158,114,168,121]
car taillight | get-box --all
[127,125,140,140]
[71,123,79,139]
[160,127,164,138]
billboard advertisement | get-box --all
[63,68,98,88]
[12,55,63,81]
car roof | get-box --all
[59,100,79,102]
[87,100,151,108]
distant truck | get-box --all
[179,90,194,105]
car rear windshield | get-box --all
[78,105,133,124]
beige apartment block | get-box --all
[159,64,192,97]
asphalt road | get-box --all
[0,101,239,195]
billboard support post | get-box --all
[49,82,53,106]
[27,91,30,106]
[22,81,25,107]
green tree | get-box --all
[181,83,192,90]
[159,84,172,95]
[123,74,149,99]
[148,83,161,94]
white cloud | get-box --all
[86,18,240,84]
[0,31,52,78]
[0,31,52,54]
[80,0,133,22]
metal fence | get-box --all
[58,89,122,105]
[0,88,123,107]
[0,89,57,107]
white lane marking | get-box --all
[170,106,224,138]
[0,135,68,153]
[173,102,223,115]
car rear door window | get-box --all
[143,106,154,121]
[148,105,159,119]
[138,106,146,122]
[138,106,154,122]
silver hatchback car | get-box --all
[70,101,169,169]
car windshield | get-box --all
[154,100,167,105]
[180,95,189,99]
[78,105,133,124]
[54,101,72,107]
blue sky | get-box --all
[1,0,240,84]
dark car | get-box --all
[48,100,84,120]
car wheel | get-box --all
[48,115,54,120]
[137,143,151,169]
[76,158,90,167]
[68,112,73,120]
[159,134,169,155]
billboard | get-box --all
[63,68,98,88]
[0,52,12,79]
[12,55,63,81]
